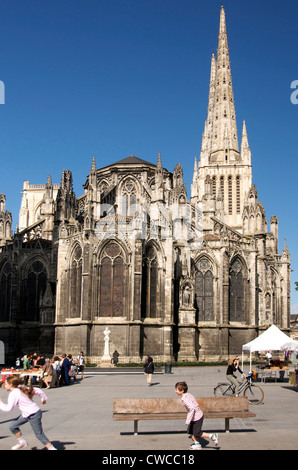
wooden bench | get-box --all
[113,396,256,435]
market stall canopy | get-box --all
[281,340,298,352]
[242,324,296,352]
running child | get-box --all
[0,376,57,450]
[175,381,219,450]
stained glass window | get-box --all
[229,259,244,322]
[194,258,214,321]
[99,242,125,317]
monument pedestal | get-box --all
[99,359,114,367]
[178,307,198,362]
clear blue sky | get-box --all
[0,0,298,314]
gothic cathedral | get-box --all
[0,7,291,364]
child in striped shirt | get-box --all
[175,381,218,450]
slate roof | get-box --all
[111,155,156,166]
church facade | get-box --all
[0,7,291,364]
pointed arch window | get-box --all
[141,245,159,319]
[272,292,277,324]
[69,245,82,318]
[236,176,240,214]
[228,175,232,214]
[229,259,244,322]
[120,179,137,216]
[220,176,224,199]
[194,257,214,321]
[212,176,217,197]
[0,263,12,322]
[265,292,271,321]
[25,261,47,322]
[99,242,125,317]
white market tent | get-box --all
[281,340,298,352]
[242,324,298,369]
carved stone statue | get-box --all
[183,284,191,306]
[102,327,111,360]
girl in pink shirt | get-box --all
[0,376,57,450]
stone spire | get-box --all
[240,120,251,164]
[91,155,96,171]
[154,152,164,202]
[193,6,253,231]
[200,5,239,165]
[241,120,248,149]
[281,237,291,263]
[89,155,97,186]
[200,54,216,166]
[157,151,162,169]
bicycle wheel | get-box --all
[214,383,234,397]
[244,384,264,405]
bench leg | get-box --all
[225,418,230,433]
[134,420,138,436]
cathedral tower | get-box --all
[192,6,252,231]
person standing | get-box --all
[77,351,85,380]
[42,359,53,389]
[60,354,71,386]
[51,356,61,388]
[265,351,273,365]
[0,376,57,450]
[112,350,119,365]
[175,381,218,450]
[23,355,30,371]
[144,356,154,386]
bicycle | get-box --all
[214,372,264,405]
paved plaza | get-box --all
[0,366,297,451]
